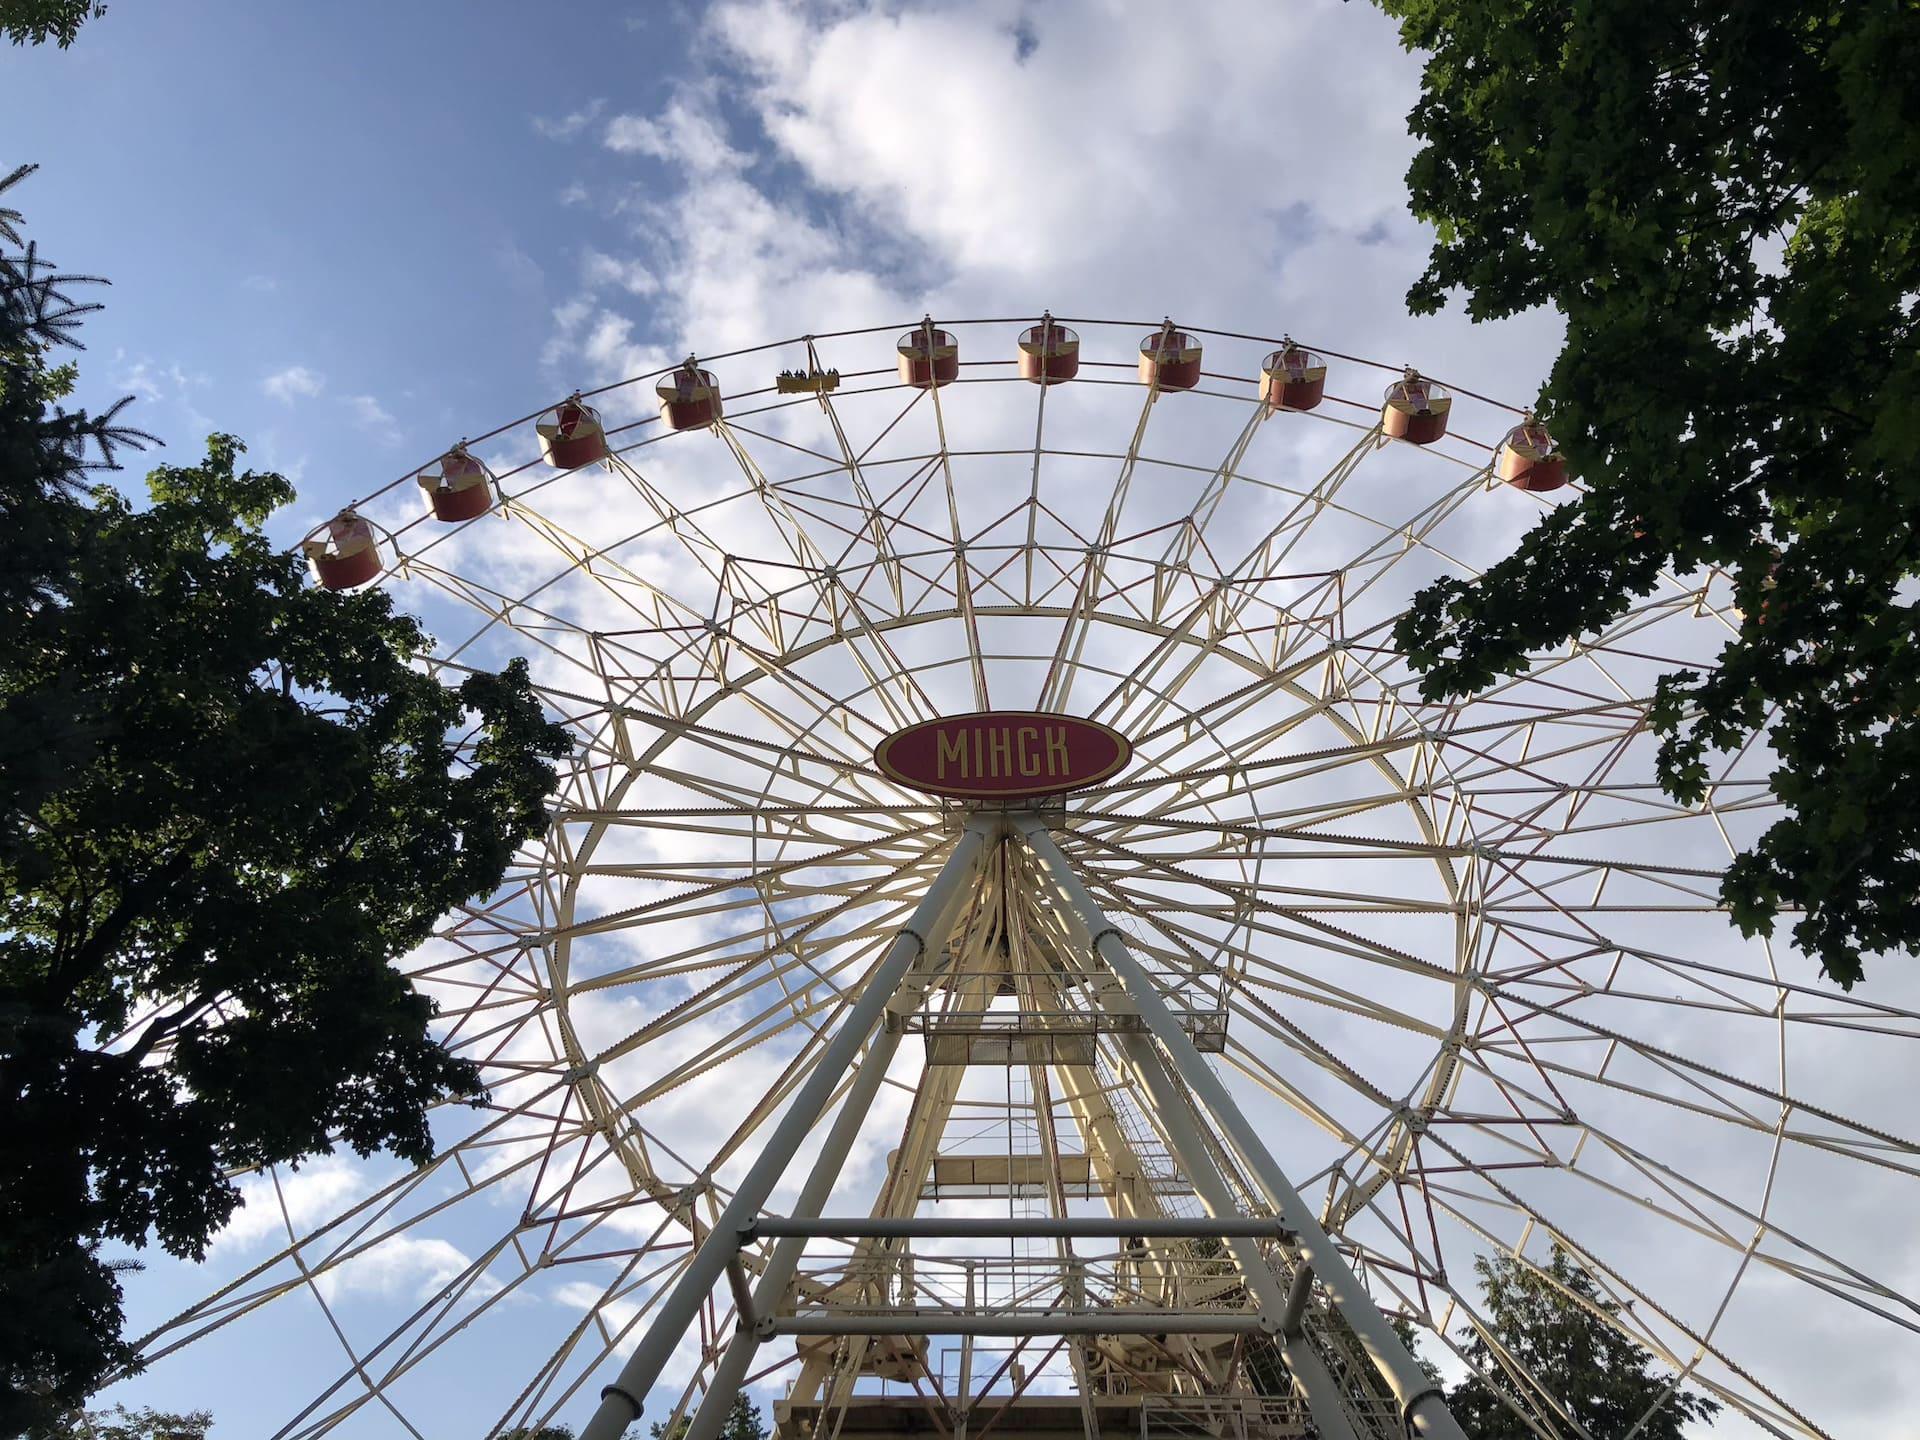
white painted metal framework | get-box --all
[122,316,1918,1440]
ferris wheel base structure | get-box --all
[581,811,1461,1440]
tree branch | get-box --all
[45,847,196,1005]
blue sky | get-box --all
[6,2,691,534]
[9,4,1916,1438]
[4,0,1563,543]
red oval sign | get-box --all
[874,712,1131,800]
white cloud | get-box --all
[343,392,397,435]
[554,0,1561,398]
[497,237,545,295]
[111,354,216,437]
[210,1156,372,1253]
[603,97,746,173]
[582,249,660,298]
[117,11,1919,1440]
[312,1233,478,1303]
[261,363,325,403]
[534,97,608,141]
[504,10,1917,1434]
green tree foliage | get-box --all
[31,1403,212,1440]
[1,0,103,47]
[1446,1247,1719,1438]
[497,1427,576,1440]
[0,167,572,1432]
[1377,0,1920,984]
[650,1394,768,1440]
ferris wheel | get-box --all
[131,314,1917,1440]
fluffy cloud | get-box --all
[343,392,397,434]
[534,97,609,141]
[604,96,747,173]
[261,363,326,403]
[540,0,1565,434]
[210,1156,373,1253]
[124,9,1918,1439]
[581,249,661,298]
[312,1233,479,1303]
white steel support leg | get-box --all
[581,819,994,1440]
[1115,1030,1360,1440]
[1015,815,1464,1440]
[676,846,990,1440]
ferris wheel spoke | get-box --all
[801,580,945,728]
[275,1222,542,1440]
[1076,801,1458,854]
[747,612,941,747]
[568,758,792,820]
[1062,866,1453,1178]
[1077,857,1448,1036]
[568,686,895,801]
[580,842,950,1068]
[493,1242,719,1439]
[576,886,912,1049]
[1212,461,1487,670]
[1468,1006,1920,1178]
[1549,1104,1919,1330]
[1217,426,1383,583]
[403,561,685,715]
[1066,829,1453,980]
[1018,359,1057,606]
[128,1087,580,1367]
[754,477,898,572]
[1082,693,1649,821]
[538,844,927,885]
[505,495,748,649]
[712,424,867,647]
[1033,390,1160,713]
[477,1208,701,1438]
[1413,1129,1839,1440]
[809,376,911,607]
[1488,932,1920,1037]
[552,818,939,957]
[1311,475,1488,621]
[1472,788,1778,857]
[165,318,1901,1439]
[1074,813,1756,913]
[900,381,990,709]
[599,453,745,593]
[1155,408,1267,598]
[704,612,962,778]
[1094,880,1454,1009]
[1083,577,1284,738]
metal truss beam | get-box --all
[1015,813,1467,1440]
[579,818,993,1440]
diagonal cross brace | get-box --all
[580,818,994,1440]
[1013,812,1468,1440]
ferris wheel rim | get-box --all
[137,311,1915,1440]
